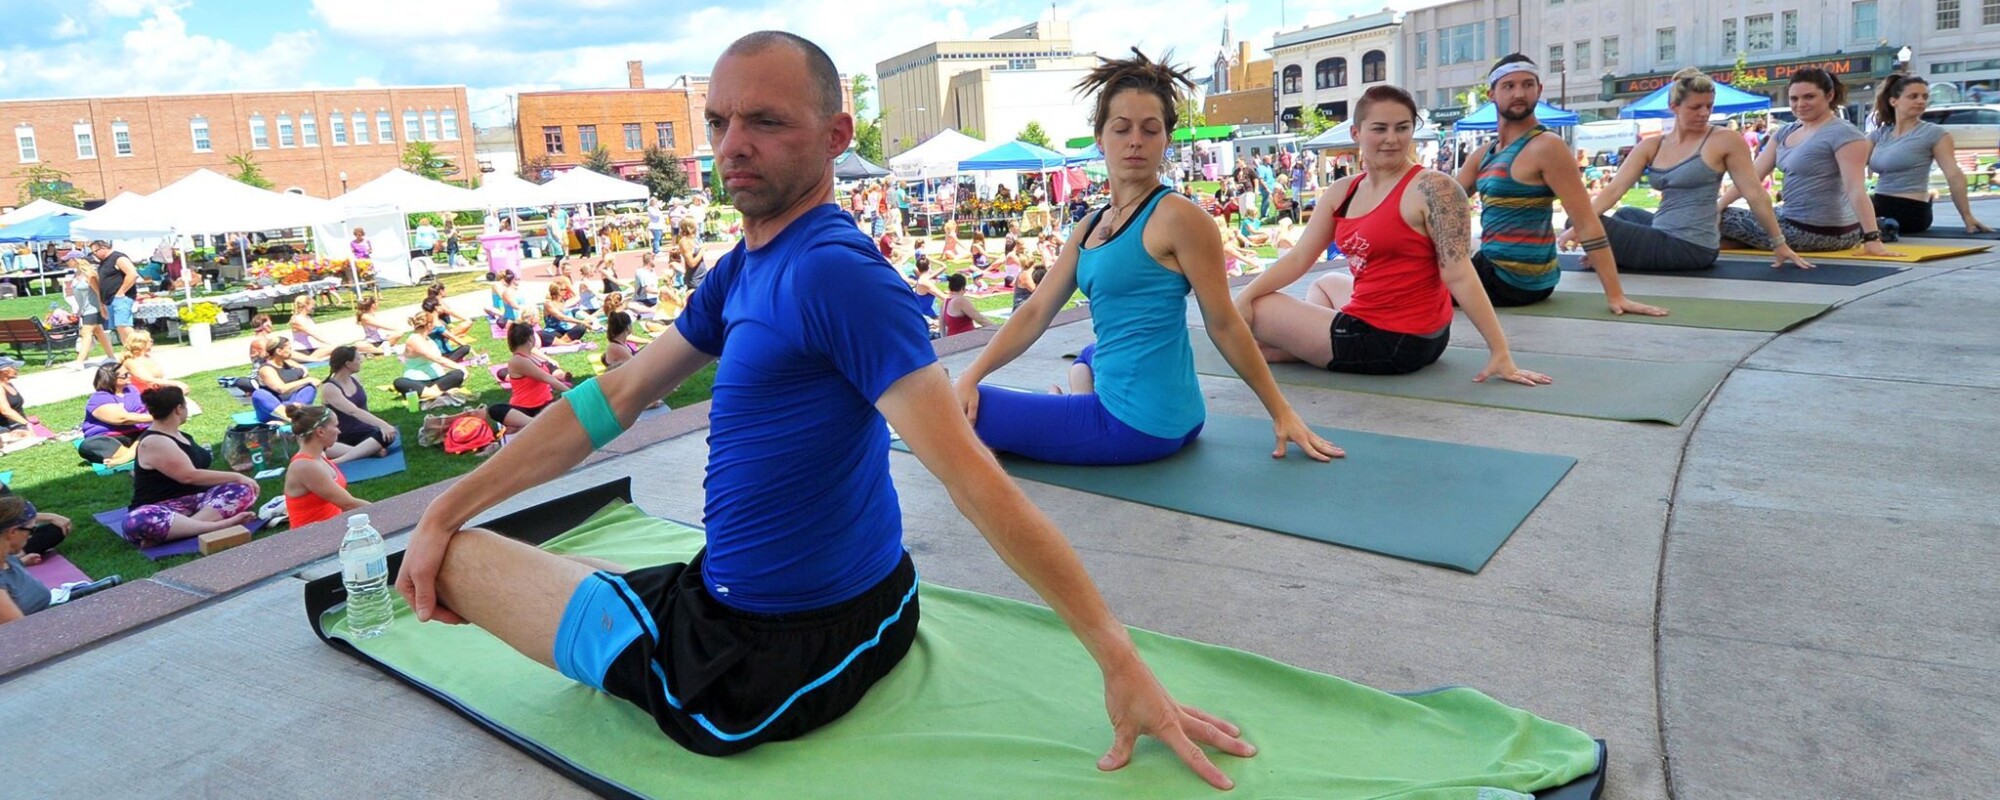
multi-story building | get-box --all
[1913,0,2000,103]
[1205,31,1277,131]
[876,18,1100,156]
[514,61,697,183]
[1269,10,1406,131]
[1400,0,1523,126]
[1,85,474,203]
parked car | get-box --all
[1919,104,2000,152]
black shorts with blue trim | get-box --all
[553,548,920,756]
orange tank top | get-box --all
[286,453,348,529]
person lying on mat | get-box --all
[320,346,398,462]
[1453,54,1666,317]
[1867,75,1990,236]
[281,405,369,529]
[125,386,259,547]
[254,337,319,424]
[1,496,56,625]
[79,362,151,465]
[1236,86,1552,384]
[952,50,1338,467]
[1557,68,1808,271]
[399,32,1256,791]
[1717,68,1900,257]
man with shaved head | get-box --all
[398,31,1254,789]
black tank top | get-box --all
[130,429,214,509]
[2,382,21,416]
[98,251,132,304]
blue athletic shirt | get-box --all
[675,204,937,614]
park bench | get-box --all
[0,318,79,366]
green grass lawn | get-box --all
[1618,188,1660,211]
[5,320,715,585]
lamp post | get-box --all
[338,170,348,195]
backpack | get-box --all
[442,414,498,455]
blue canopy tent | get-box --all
[0,212,79,243]
[1618,80,1773,118]
[958,140,1067,171]
[1065,144,1104,165]
[1454,101,1580,131]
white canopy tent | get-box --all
[889,129,991,180]
[336,168,484,214]
[470,172,558,222]
[0,198,83,229]
[541,168,650,205]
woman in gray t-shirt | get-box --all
[1718,69,1898,256]
[1,496,54,625]
[1867,75,1991,235]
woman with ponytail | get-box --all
[1867,74,1989,235]
[1719,67,1898,254]
[281,404,369,529]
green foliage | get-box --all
[1729,52,1768,91]
[1462,83,1489,108]
[519,154,553,184]
[1296,105,1334,137]
[582,146,615,176]
[227,153,274,189]
[1177,97,1207,130]
[960,127,982,141]
[11,165,85,206]
[850,73,873,118]
[707,160,730,204]
[1017,120,1052,149]
[401,141,454,180]
[642,146,690,201]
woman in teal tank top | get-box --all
[952,52,1339,466]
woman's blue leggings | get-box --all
[253,384,318,423]
[971,346,1202,466]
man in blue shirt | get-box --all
[399,31,1252,788]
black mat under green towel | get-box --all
[1558,252,1905,286]
[900,414,1573,572]
[1916,226,2000,241]
[1192,341,1728,425]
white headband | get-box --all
[1489,62,1541,87]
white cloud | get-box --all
[0,4,317,98]
[50,15,88,40]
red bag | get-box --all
[442,414,498,455]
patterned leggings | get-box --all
[124,483,259,546]
[1718,209,1861,252]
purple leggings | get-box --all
[124,483,259,546]
[971,345,1202,466]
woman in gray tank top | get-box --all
[1717,68,1898,256]
[1867,75,1990,236]
[1566,69,1805,270]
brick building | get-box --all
[1,85,475,204]
[1206,38,1278,130]
[514,61,700,184]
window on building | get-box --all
[1362,50,1386,82]
[1782,11,1798,47]
[1443,21,1485,65]
[424,110,441,141]
[1657,27,1676,62]
[1985,0,2000,25]
[111,121,130,156]
[1282,65,1302,94]
[75,124,96,159]
[543,125,565,155]
[190,116,211,152]
[330,112,347,145]
[1550,0,1563,6]
[250,114,269,149]
[1549,45,1566,73]
[403,110,422,142]
[622,123,642,151]
[441,107,459,140]
[1724,18,1739,54]
[1746,14,1772,50]
[352,110,369,144]
[1315,58,1337,89]
[1415,32,1428,69]
[15,125,35,163]
[656,121,675,149]
[1493,18,1508,56]
[1852,1,1879,39]
[1938,0,1962,28]
[376,111,393,143]
[1575,40,1591,72]
[579,124,600,153]
[1603,36,1620,64]
[300,114,317,147]
[277,114,295,147]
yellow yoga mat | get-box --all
[1718,243,1992,263]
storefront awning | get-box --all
[1170,124,1237,142]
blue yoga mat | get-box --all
[901,414,1574,572]
[338,444,407,483]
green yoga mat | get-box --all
[1499,291,1832,332]
[1193,339,1729,425]
[321,501,1601,799]
[902,414,1573,571]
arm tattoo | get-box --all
[1580,236,1611,252]
[1417,172,1473,265]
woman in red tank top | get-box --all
[282,405,368,529]
[1232,86,1551,385]
[939,272,996,336]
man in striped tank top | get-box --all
[1454,55,1668,317]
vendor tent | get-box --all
[1065,144,1104,165]
[0,199,83,229]
[542,168,649,205]
[1302,121,1442,151]
[337,168,483,213]
[0,212,79,243]
[470,172,558,212]
[1454,101,1580,131]
[889,129,991,180]
[1618,80,1773,119]
[1572,120,1641,154]
[71,169,340,239]
[833,151,890,180]
[958,140,1067,171]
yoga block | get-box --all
[198,525,253,555]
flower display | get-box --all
[177,302,222,325]
[246,255,373,286]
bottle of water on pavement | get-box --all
[339,513,393,639]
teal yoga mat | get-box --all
[1499,291,1832,331]
[902,414,1573,571]
[1192,339,1730,425]
[311,498,1604,799]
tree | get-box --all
[642,146,690,201]
[581,146,616,176]
[10,165,85,206]
[1017,120,1052,149]
[227,153,274,189]
[401,141,454,181]
[1461,83,1489,108]
[960,127,982,141]
[1295,105,1334,137]
[519,154,552,184]
[707,161,730,205]
[1176,96,1208,132]
[1728,52,1768,92]
[851,74,885,163]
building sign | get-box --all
[1430,105,1467,126]
[1605,50,1892,98]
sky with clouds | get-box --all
[0,0,1380,129]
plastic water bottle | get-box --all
[339,513,394,639]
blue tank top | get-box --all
[1074,187,1204,439]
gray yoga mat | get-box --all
[1498,291,1832,332]
[1915,226,2000,241]
[1193,340,1729,425]
[1558,252,1906,286]
[901,414,1574,572]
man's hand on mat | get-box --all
[1607,296,1669,317]
[1474,354,1553,387]
[1099,663,1255,790]
[1770,245,1815,270]
[1271,414,1342,461]
[396,525,467,625]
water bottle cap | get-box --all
[347,513,371,529]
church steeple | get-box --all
[1221,11,1232,48]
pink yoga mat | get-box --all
[23,554,90,589]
